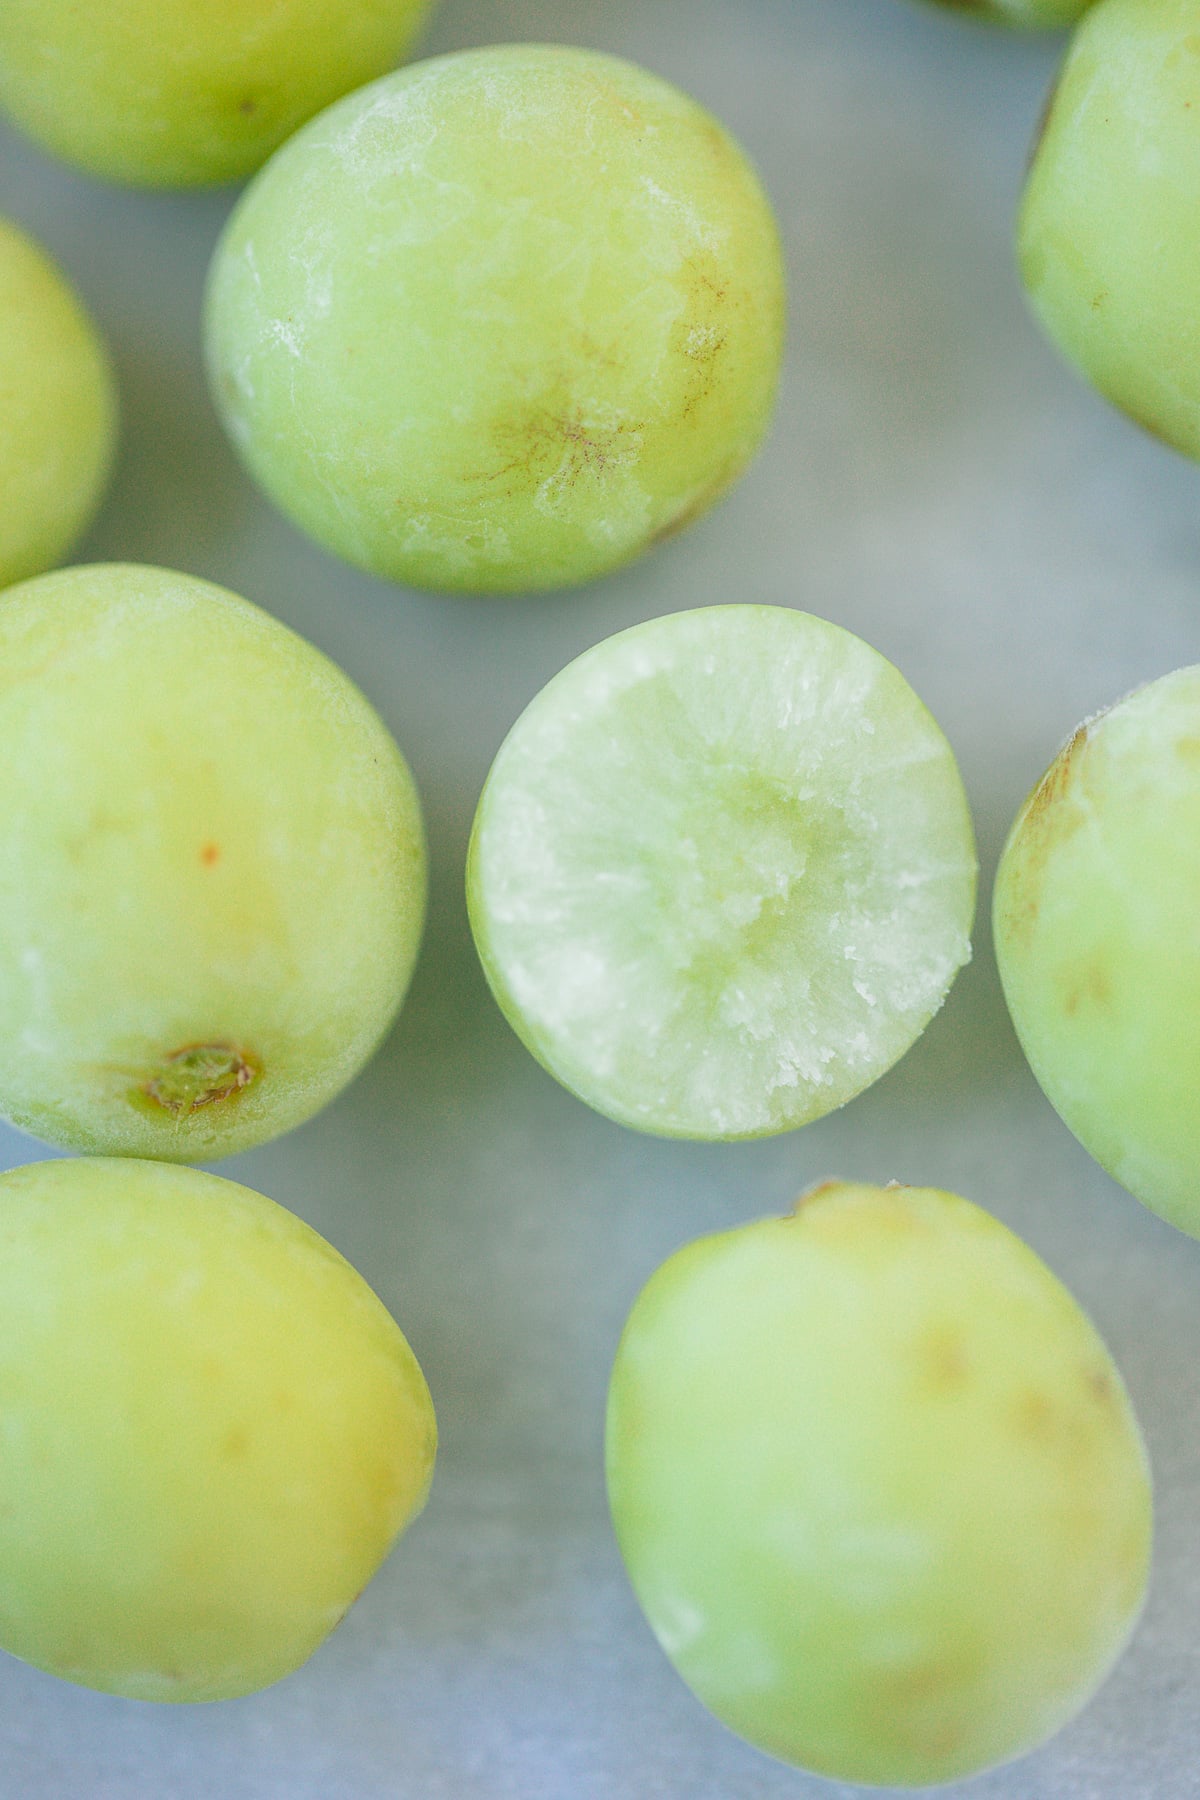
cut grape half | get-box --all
[467,606,976,1139]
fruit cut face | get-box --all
[0,563,427,1160]
[0,1157,436,1702]
[203,44,786,593]
[467,606,976,1139]
[994,667,1200,1235]
[606,1182,1152,1786]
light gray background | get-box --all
[2,1,1198,1795]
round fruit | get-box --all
[0,563,426,1160]
[994,668,1200,1234]
[0,1157,436,1701]
[1019,0,1200,457]
[606,1180,1151,1786]
[0,218,116,590]
[467,605,976,1139]
[0,0,434,188]
[204,45,785,594]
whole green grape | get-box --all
[0,219,116,590]
[0,1157,436,1701]
[606,1181,1151,1787]
[920,0,1094,26]
[0,563,426,1160]
[0,0,434,188]
[995,669,1200,1234]
[204,46,785,594]
[1019,0,1200,456]
[467,606,975,1139]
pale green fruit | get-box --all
[0,563,425,1160]
[921,0,1094,27]
[995,670,1200,1235]
[204,45,785,594]
[0,1157,436,1702]
[0,219,116,590]
[467,606,976,1139]
[0,0,434,188]
[607,1181,1151,1787]
[1019,0,1200,456]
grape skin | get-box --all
[0,563,426,1160]
[204,45,786,594]
[606,1181,1151,1786]
[0,1157,436,1702]
[0,219,116,590]
[994,669,1200,1235]
[467,605,976,1140]
[1018,0,1200,456]
[0,0,434,188]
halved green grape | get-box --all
[204,45,785,594]
[1019,0,1200,456]
[0,0,434,188]
[0,563,426,1160]
[0,1157,436,1702]
[995,670,1200,1234]
[920,0,1094,26]
[467,606,976,1139]
[0,219,116,590]
[606,1181,1151,1787]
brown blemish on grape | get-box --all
[1014,1388,1056,1441]
[919,1324,970,1391]
[1027,71,1062,175]
[199,842,220,867]
[998,725,1090,949]
[484,403,639,495]
[222,1425,249,1459]
[1115,394,1176,448]
[140,1043,260,1116]
[1084,1365,1115,1407]
[650,473,730,547]
[1060,957,1112,1017]
[789,1177,844,1215]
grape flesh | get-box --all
[0,1157,436,1702]
[0,0,433,188]
[922,0,1094,26]
[1019,0,1200,457]
[0,563,426,1160]
[0,219,116,590]
[204,45,785,594]
[995,669,1200,1234]
[606,1181,1151,1786]
[467,606,975,1139]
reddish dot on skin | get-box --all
[200,843,220,866]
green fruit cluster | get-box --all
[1,2,1193,1790]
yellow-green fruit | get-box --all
[0,563,426,1160]
[607,1182,1151,1787]
[0,1158,436,1701]
[1019,0,1200,456]
[923,0,1094,26]
[204,45,786,594]
[0,0,434,188]
[0,219,116,590]
[995,670,1200,1234]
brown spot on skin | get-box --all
[483,404,638,496]
[1115,393,1177,448]
[1015,1389,1056,1441]
[1085,1366,1115,1407]
[140,1043,259,1116]
[789,1178,844,1215]
[1091,291,1108,312]
[1027,72,1061,175]
[222,1426,249,1459]
[238,97,257,116]
[919,1324,970,1391]
[1060,957,1112,1017]
[998,725,1090,950]
[199,843,220,867]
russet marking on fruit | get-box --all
[140,1043,260,1116]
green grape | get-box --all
[994,669,1200,1234]
[0,1157,436,1702]
[0,219,116,591]
[0,0,434,188]
[606,1180,1151,1787]
[0,563,426,1160]
[204,45,785,594]
[1019,0,1200,457]
[919,0,1094,27]
[467,606,976,1140]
